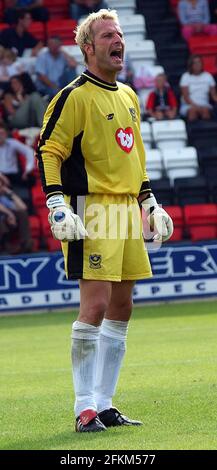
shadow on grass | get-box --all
[2,427,126,451]
[1,299,217,330]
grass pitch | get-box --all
[0,300,217,450]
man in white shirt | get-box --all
[0,123,34,186]
[35,36,77,100]
[0,169,33,254]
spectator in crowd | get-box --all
[0,46,8,94]
[0,49,24,87]
[70,0,108,21]
[179,54,217,120]
[178,0,217,41]
[209,0,217,23]
[146,73,178,120]
[0,10,43,57]
[4,0,49,24]
[35,36,77,100]
[0,175,33,254]
[133,64,165,91]
[2,73,47,128]
[0,47,5,68]
[0,175,15,251]
[0,122,35,187]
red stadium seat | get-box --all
[201,55,217,75]
[164,205,185,241]
[169,0,180,16]
[28,22,46,42]
[37,208,61,251]
[169,0,179,10]
[0,1,4,22]
[188,36,217,75]
[188,36,217,55]
[46,19,77,44]
[44,0,70,19]
[184,204,217,241]
[0,23,9,32]
[33,166,41,182]
[32,238,40,251]
[47,237,61,252]
[31,184,46,210]
[29,215,41,238]
[28,215,41,252]
[38,208,50,237]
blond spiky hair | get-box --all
[74,9,120,64]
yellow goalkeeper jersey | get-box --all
[36,70,151,199]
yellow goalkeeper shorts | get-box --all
[61,193,152,281]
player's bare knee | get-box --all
[119,299,133,317]
[108,299,133,320]
[91,298,108,315]
[79,298,109,325]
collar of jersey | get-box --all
[82,70,118,91]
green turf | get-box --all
[1,300,217,450]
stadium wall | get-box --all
[0,241,217,313]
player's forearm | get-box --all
[37,151,63,197]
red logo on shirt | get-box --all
[115,127,134,153]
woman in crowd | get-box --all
[2,72,47,128]
[179,54,217,120]
[178,0,217,41]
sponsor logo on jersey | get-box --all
[115,127,134,153]
[89,254,102,269]
[129,107,136,121]
[106,113,114,120]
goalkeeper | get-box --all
[36,9,173,433]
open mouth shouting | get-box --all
[110,48,123,64]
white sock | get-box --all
[71,320,100,417]
[95,319,129,413]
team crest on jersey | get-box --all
[89,254,102,269]
[115,127,134,153]
[129,107,136,121]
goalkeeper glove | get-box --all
[46,194,88,241]
[141,193,173,242]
